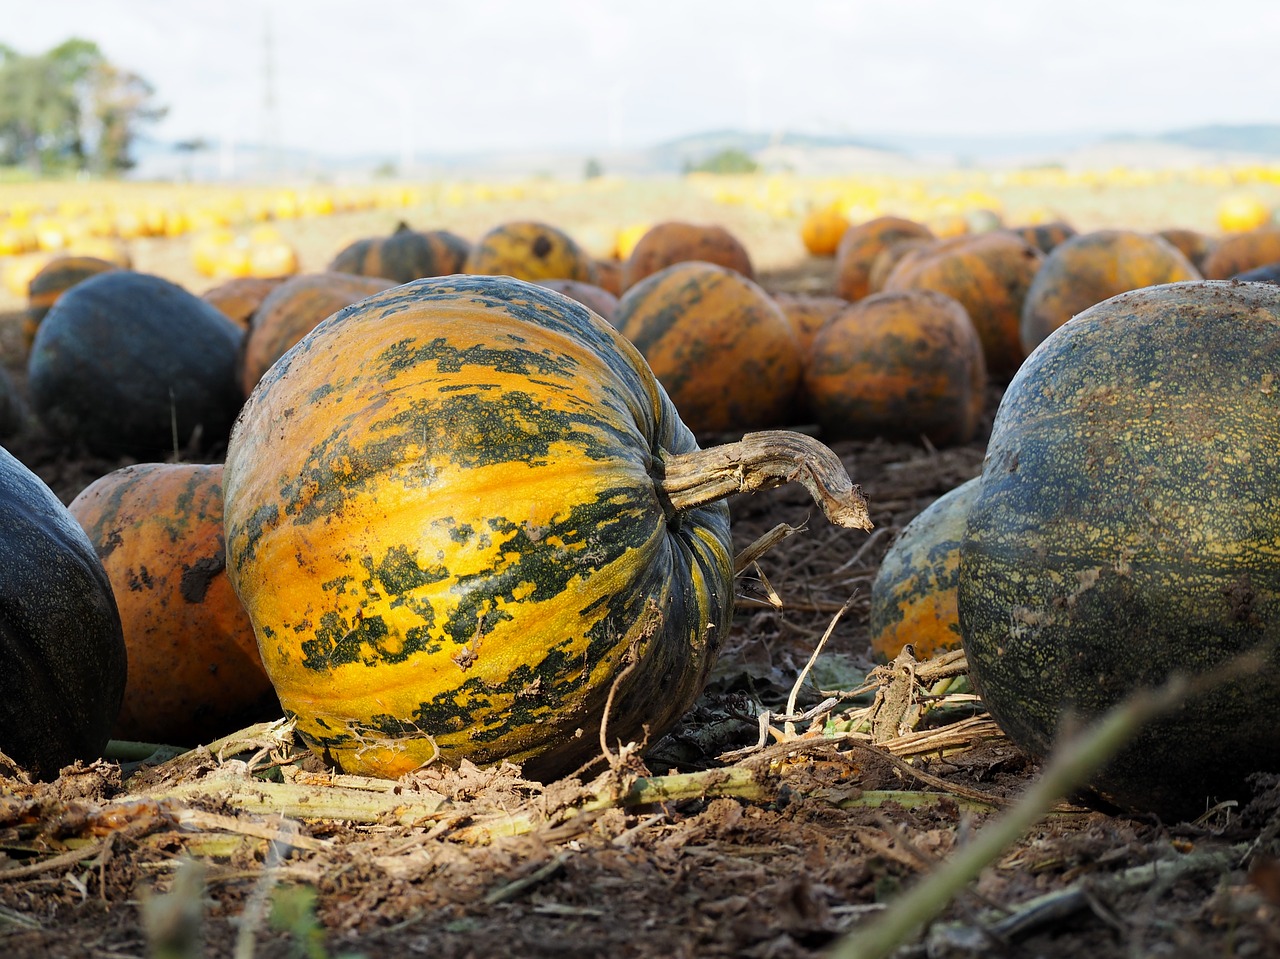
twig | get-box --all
[482,850,571,904]
[925,842,1245,953]
[0,840,109,880]
[784,595,854,737]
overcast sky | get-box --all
[5,1,1278,159]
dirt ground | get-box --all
[0,185,1278,958]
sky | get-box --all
[3,0,1279,161]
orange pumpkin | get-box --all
[622,221,754,290]
[615,261,801,434]
[68,463,280,744]
[771,292,849,358]
[882,231,1043,379]
[201,275,289,330]
[833,216,935,303]
[867,237,934,295]
[1020,230,1201,353]
[464,220,597,283]
[800,206,851,256]
[239,273,396,396]
[24,255,121,351]
[328,222,471,283]
[593,257,624,296]
[1008,221,1077,255]
[804,289,986,447]
[1200,227,1280,279]
[869,476,981,660]
[1156,228,1215,273]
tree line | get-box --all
[0,38,166,176]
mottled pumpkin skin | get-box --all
[0,445,126,779]
[23,255,120,350]
[28,271,245,457]
[804,289,986,447]
[1008,222,1077,255]
[833,216,934,302]
[615,262,802,434]
[239,273,396,395]
[201,276,289,330]
[622,221,754,290]
[883,231,1043,380]
[1200,227,1280,279]
[535,278,620,325]
[866,237,933,296]
[464,221,597,284]
[958,281,1280,819]
[870,477,981,660]
[1019,230,1201,353]
[69,463,279,744]
[223,275,733,780]
[328,224,471,283]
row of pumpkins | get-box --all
[3,211,1280,822]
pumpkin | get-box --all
[1156,228,1215,273]
[1200,227,1280,279]
[883,231,1043,380]
[223,275,870,780]
[0,368,25,439]
[804,289,987,447]
[1007,221,1076,255]
[239,272,396,395]
[870,476,981,660]
[1216,193,1272,233]
[800,206,851,257]
[534,278,620,325]
[771,292,849,359]
[615,261,803,434]
[866,237,933,296]
[0,444,127,779]
[201,275,289,331]
[958,280,1280,820]
[328,222,471,283]
[833,216,934,303]
[1019,230,1201,353]
[622,221,754,290]
[464,220,597,284]
[69,463,279,744]
[24,255,121,351]
[1236,262,1280,284]
[593,258,624,297]
[27,270,245,457]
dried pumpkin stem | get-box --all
[660,430,873,530]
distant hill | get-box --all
[129,124,1280,182]
[1109,124,1280,156]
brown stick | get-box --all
[660,430,873,530]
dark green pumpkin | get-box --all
[0,367,24,439]
[27,270,244,457]
[958,280,1280,819]
[327,222,471,283]
[0,444,127,779]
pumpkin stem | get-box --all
[659,430,873,530]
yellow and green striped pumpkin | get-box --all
[223,274,871,780]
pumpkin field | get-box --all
[2,167,1280,959]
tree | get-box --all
[0,38,165,175]
[685,148,759,175]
